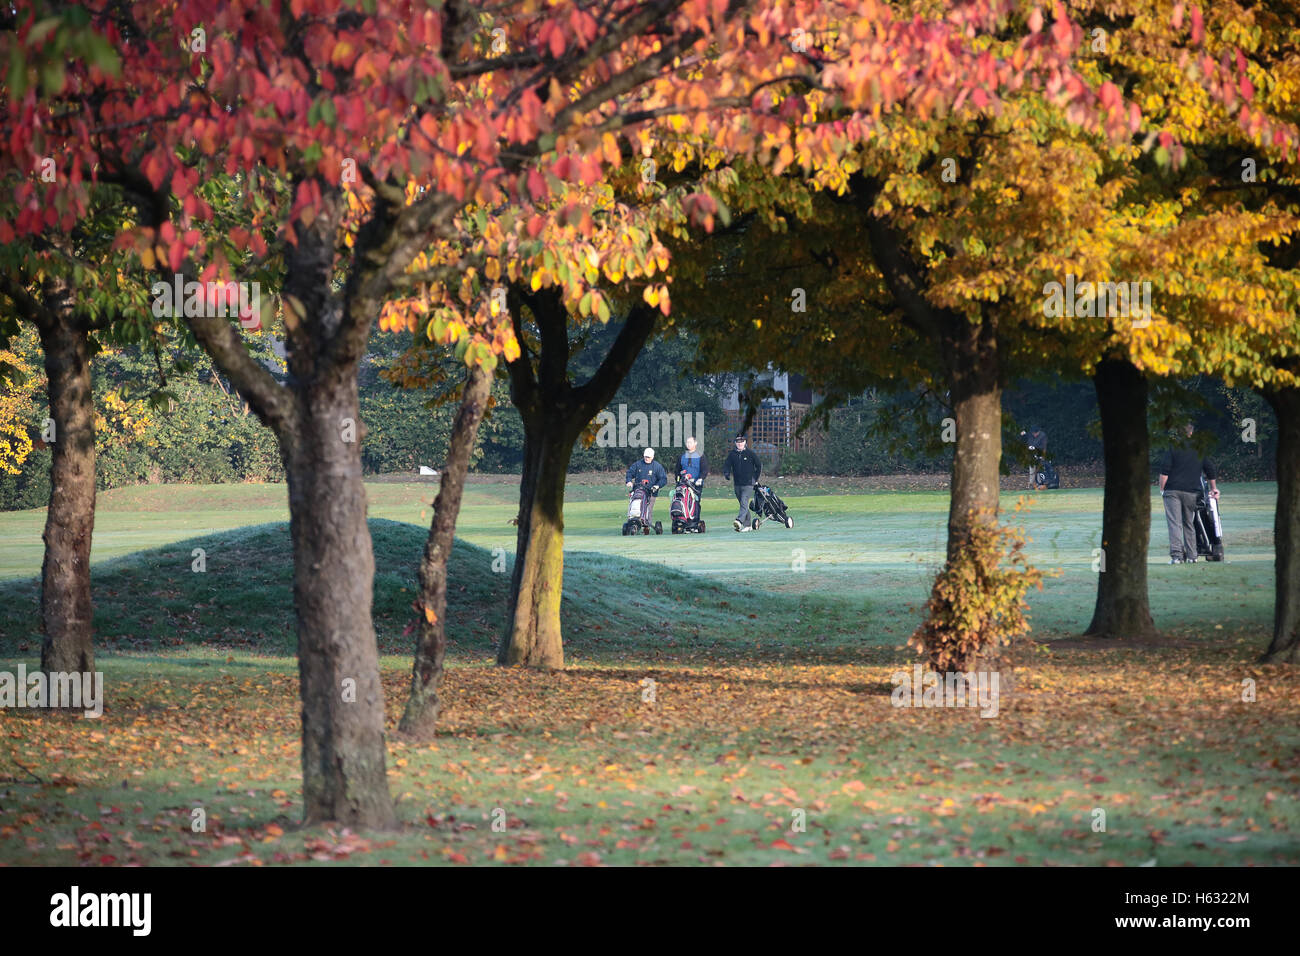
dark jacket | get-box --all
[1160,446,1216,493]
[626,458,668,489]
[723,448,762,487]
[676,450,709,482]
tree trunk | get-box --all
[400,364,492,736]
[1261,384,1300,663]
[940,314,1001,561]
[497,417,575,668]
[494,287,658,668]
[1085,359,1157,638]
[285,374,395,828]
[36,315,96,675]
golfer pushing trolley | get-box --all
[622,447,667,535]
[723,434,793,532]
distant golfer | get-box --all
[1159,423,1219,564]
[723,434,762,532]
[675,435,709,485]
[1024,425,1047,489]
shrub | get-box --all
[909,509,1044,673]
[776,449,825,475]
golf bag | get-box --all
[1193,475,1224,561]
[1034,456,1060,490]
[747,483,793,530]
[622,479,663,535]
[670,474,705,533]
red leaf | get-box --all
[547,24,565,59]
[527,167,546,200]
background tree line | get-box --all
[2,317,1278,512]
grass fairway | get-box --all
[1,479,1297,866]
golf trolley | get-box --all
[746,483,793,531]
[1193,474,1225,561]
[1033,457,1060,490]
[670,473,706,534]
[622,478,663,536]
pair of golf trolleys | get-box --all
[622,475,709,536]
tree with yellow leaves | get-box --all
[0,330,38,475]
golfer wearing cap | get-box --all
[722,434,762,532]
[625,446,668,497]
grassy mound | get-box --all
[0,519,854,660]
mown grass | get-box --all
[0,479,1295,866]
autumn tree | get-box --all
[0,330,38,475]
[479,0,1154,668]
[0,179,160,674]
[671,2,1292,657]
[11,0,920,816]
[1064,0,1300,651]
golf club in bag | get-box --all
[670,473,705,534]
[1193,474,1225,561]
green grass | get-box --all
[0,478,1295,866]
[1,479,1279,651]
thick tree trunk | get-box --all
[37,316,96,675]
[940,315,1001,561]
[1085,358,1157,639]
[497,418,575,668]
[494,287,657,668]
[285,372,395,828]
[1261,384,1300,663]
[400,364,492,736]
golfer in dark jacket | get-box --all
[625,447,668,491]
[1159,424,1219,563]
[722,434,762,532]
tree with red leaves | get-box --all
[1,0,1215,826]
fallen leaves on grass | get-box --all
[1,644,1297,866]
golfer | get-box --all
[1159,423,1219,564]
[1024,425,1047,489]
[722,434,762,532]
[625,447,667,493]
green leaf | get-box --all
[83,33,120,75]
[28,18,62,47]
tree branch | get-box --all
[571,300,658,420]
